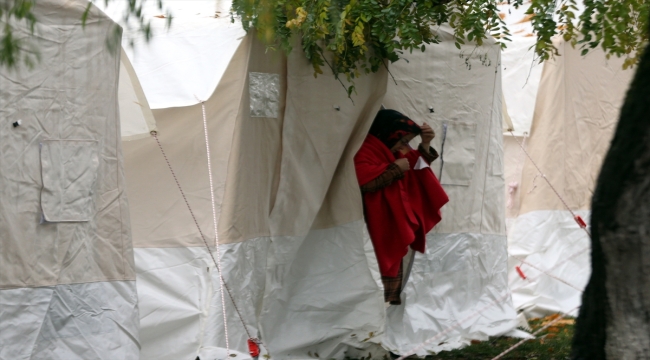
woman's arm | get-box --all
[417,144,440,163]
[417,122,439,163]
[360,161,407,193]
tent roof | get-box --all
[497,1,590,136]
[101,0,245,110]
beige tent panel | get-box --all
[126,34,387,247]
[0,0,135,289]
[269,45,387,235]
[224,36,387,240]
[517,39,633,214]
[218,36,287,243]
[123,36,252,248]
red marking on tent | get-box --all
[516,266,527,280]
[248,338,260,358]
[574,215,587,228]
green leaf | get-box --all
[81,2,93,28]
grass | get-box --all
[422,314,575,360]
[346,314,575,360]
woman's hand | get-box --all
[420,123,435,149]
[395,158,410,172]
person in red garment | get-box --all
[354,109,449,305]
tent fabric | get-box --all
[0,1,139,358]
[0,281,139,360]
[101,0,246,110]
[517,38,633,214]
[0,0,135,289]
[39,139,100,222]
[381,26,517,355]
[123,33,390,358]
[123,34,254,248]
[503,38,633,316]
[501,91,515,132]
[124,34,388,247]
[113,3,514,357]
[386,233,516,354]
[265,40,387,237]
[133,221,385,360]
[497,1,544,136]
[119,50,157,140]
[500,36,544,136]
[383,27,507,237]
[507,210,591,317]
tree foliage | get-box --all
[232,0,508,83]
[0,0,37,68]
[231,0,648,80]
[527,0,649,69]
[1,0,648,77]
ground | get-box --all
[424,315,574,360]
[347,314,574,360]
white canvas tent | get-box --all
[120,30,518,358]
[382,31,517,354]
[122,31,390,359]
[0,0,521,358]
[0,1,142,359]
[499,4,634,317]
[107,0,520,357]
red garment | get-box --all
[354,135,449,277]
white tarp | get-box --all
[0,1,139,359]
[507,210,591,317]
[134,221,385,360]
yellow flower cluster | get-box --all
[286,7,307,29]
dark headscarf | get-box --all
[368,109,422,150]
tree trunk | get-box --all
[572,26,650,360]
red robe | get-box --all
[354,135,449,277]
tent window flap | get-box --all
[440,121,477,186]
[40,139,99,222]
[249,72,280,118]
